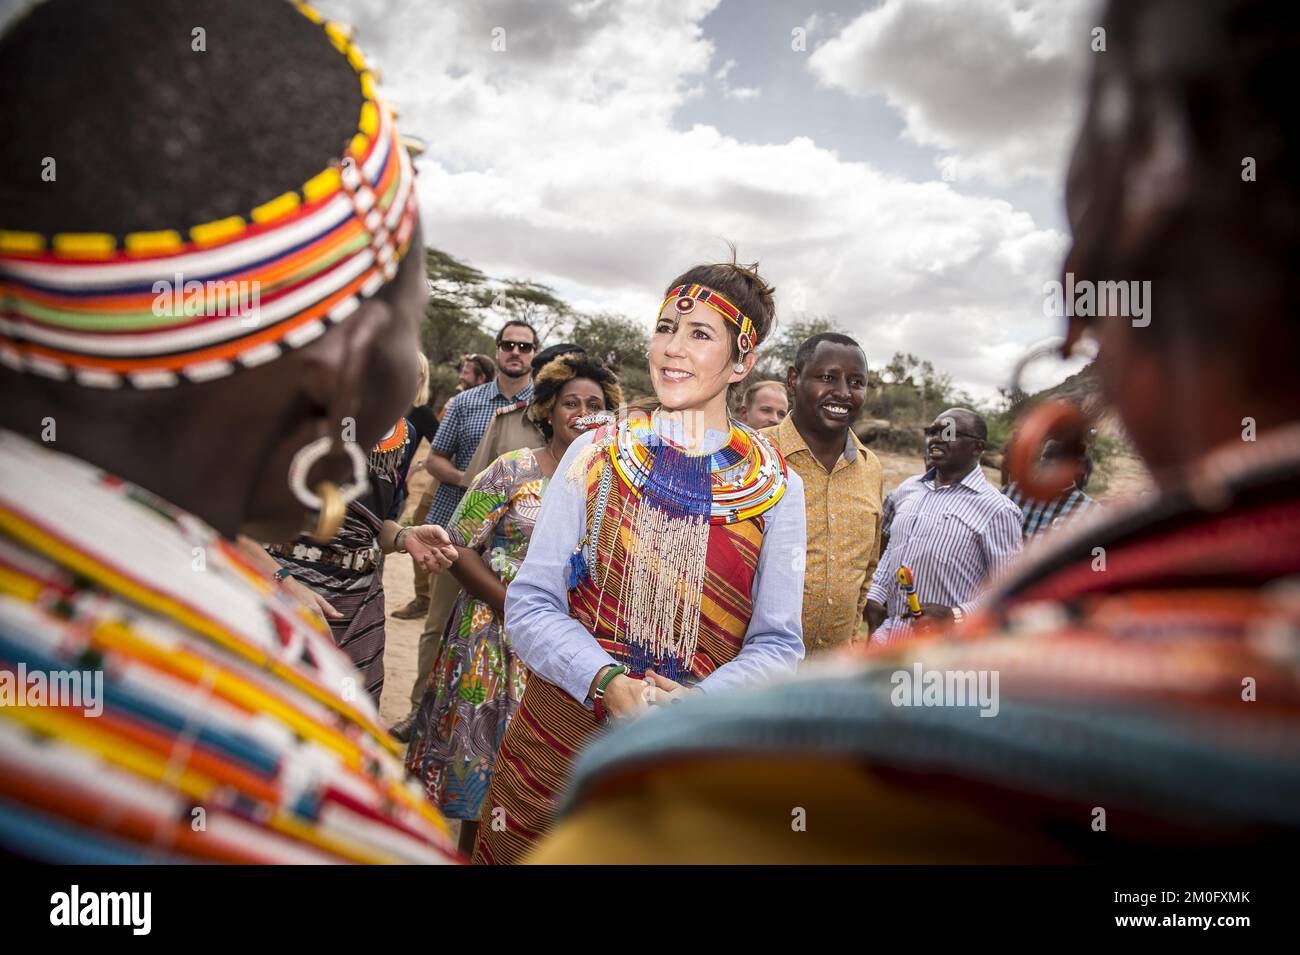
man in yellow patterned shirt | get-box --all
[762,333,883,653]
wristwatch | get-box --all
[394,526,413,554]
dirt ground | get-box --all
[378,450,437,726]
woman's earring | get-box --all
[288,435,370,542]
[733,362,746,374]
[311,482,347,542]
[1004,334,1100,503]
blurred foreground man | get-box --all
[533,0,1300,863]
[0,0,457,861]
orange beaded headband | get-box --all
[0,3,418,389]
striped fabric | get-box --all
[472,447,763,864]
[0,430,457,863]
[271,503,388,704]
[1003,481,1098,542]
[867,466,1022,643]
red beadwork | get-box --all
[674,296,694,313]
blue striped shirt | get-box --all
[867,465,1022,643]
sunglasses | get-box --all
[497,341,536,354]
[923,425,981,440]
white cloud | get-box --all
[808,0,1101,187]
[318,0,1077,401]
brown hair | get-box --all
[666,248,776,360]
[461,353,495,382]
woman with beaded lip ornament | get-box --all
[473,258,807,864]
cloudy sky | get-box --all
[4,0,1103,400]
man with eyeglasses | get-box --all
[864,407,1022,644]
[392,320,539,739]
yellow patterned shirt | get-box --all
[762,414,883,652]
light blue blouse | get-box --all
[504,420,807,706]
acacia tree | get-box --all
[419,247,571,408]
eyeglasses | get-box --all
[497,341,536,354]
[923,425,981,440]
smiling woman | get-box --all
[472,257,808,864]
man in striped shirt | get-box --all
[865,408,1022,644]
[1003,440,1099,542]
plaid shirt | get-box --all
[1003,481,1098,542]
[424,378,533,526]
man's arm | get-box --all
[863,535,896,634]
[426,451,465,487]
[424,394,464,482]
[859,471,886,616]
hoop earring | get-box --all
[311,481,347,541]
[1004,334,1099,503]
[289,436,370,541]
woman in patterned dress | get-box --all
[406,354,622,854]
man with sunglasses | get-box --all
[422,321,539,506]
[393,321,539,738]
[864,408,1022,644]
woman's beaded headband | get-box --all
[0,2,418,389]
[660,284,760,355]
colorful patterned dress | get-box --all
[405,447,547,819]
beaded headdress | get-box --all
[0,3,417,389]
[661,284,760,355]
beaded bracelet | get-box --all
[590,664,628,723]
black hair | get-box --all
[0,0,363,236]
[528,354,622,441]
[793,332,865,373]
[1070,0,1300,368]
